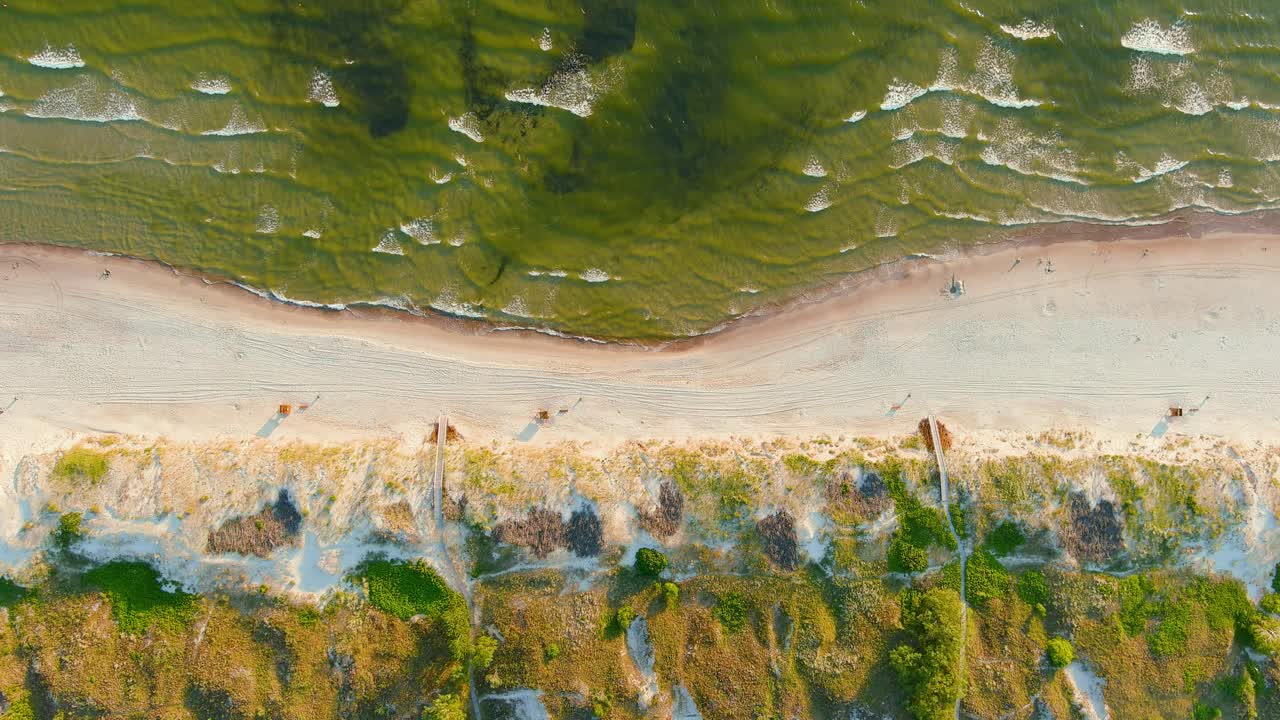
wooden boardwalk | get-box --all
[433,415,447,530]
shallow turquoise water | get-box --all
[2,1,1279,338]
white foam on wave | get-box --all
[805,186,833,212]
[845,110,866,124]
[802,156,827,177]
[1000,19,1056,40]
[505,57,615,118]
[27,76,142,123]
[880,81,929,111]
[28,43,85,69]
[448,113,484,143]
[302,228,323,239]
[874,206,897,238]
[372,229,405,255]
[1125,56,1257,115]
[307,70,340,107]
[1129,153,1189,183]
[941,96,973,139]
[579,268,611,283]
[979,118,1085,185]
[891,136,957,169]
[1122,19,1194,55]
[502,296,531,317]
[430,288,486,319]
[255,205,280,234]
[399,217,436,244]
[880,42,1041,113]
[202,105,266,136]
[191,74,231,95]
[938,210,993,223]
[971,41,1042,108]
[539,28,553,52]
[528,269,569,278]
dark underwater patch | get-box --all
[578,0,638,62]
[269,0,412,138]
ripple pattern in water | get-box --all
[3,0,1280,339]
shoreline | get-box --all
[10,208,1280,351]
[4,216,1280,451]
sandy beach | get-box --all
[3,227,1280,459]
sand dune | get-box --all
[2,231,1280,458]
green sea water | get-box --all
[2,1,1279,339]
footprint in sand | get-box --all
[1042,299,1057,317]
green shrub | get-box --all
[1192,702,1223,720]
[1249,614,1280,656]
[544,642,560,662]
[615,605,635,631]
[713,592,748,633]
[53,447,109,484]
[1045,637,1074,668]
[662,581,680,607]
[353,559,471,660]
[473,635,497,670]
[1191,577,1255,633]
[1017,569,1049,608]
[1261,593,1280,616]
[0,576,27,607]
[985,521,1025,556]
[421,693,465,720]
[890,587,963,720]
[1148,598,1192,658]
[1273,563,1280,594]
[948,503,968,538]
[296,606,321,626]
[83,561,197,634]
[888,532,929,574]
[963,550,1010,608]
[54,512,85,549]
[1116,574,1154,637]
[634,548,668,577]
[357,559,453,620]
[1,697,35,720]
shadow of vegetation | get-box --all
[269,0,412,138]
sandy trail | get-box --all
[2,232,1280,455]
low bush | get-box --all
[985,521,1025,556]
[353,559,471,660]
[713,592,748,633]
[1046,637,1074,668]
[421,693,465,720]
[1016,569,1049,609]
[635,548,668,577]
[53,447,109,484]
[963,550,1011,608]
[54,512,85,549]
[888,532,929,574]
[83,561,197,634]
[615,605,635,631]
[473,635,497,670]
[890,587,963,720]
[662,581,680,607]
[0,576,26,607]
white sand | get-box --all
[2,233,1280,457]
